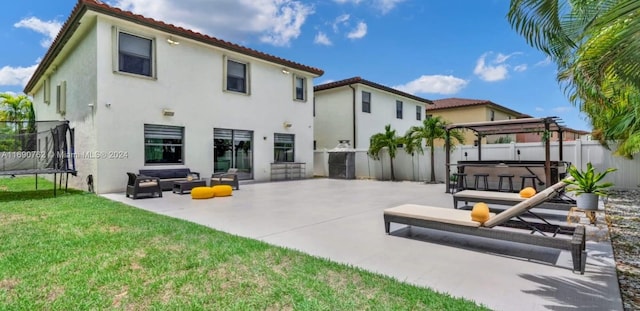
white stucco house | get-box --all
[313,77,433,150]
[23,0,324,194]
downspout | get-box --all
[348,84,356,148]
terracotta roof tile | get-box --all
[25,0,323,92]
[314,77,433,104]
[431,97,524,116]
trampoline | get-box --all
[0,121,77,196]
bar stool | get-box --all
[520,174,538,191]
[452,173,468,193]
[497,173,514,192]
[474,173,489,190]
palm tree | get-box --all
[368,124,403,181]
[507,0,640,157]
[404,116,464,183]
[0,93,36,150]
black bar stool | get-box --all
[497,173,514,192]
[452,173,468,193]
[520,174,537,191]
[474,173,489,190]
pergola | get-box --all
[444,117,566,193]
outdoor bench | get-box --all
[139,168,200,191]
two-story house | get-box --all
[23,0,323,194]
[430,98,524,145]
[313,77,432,150]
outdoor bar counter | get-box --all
[454,160,568,192]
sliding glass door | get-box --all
[214,128,253,180]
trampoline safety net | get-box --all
[0,121,76,176]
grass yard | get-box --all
[0,177,488,310]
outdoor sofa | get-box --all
[384,178,587,273]
[139,168,200,191]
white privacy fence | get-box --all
[313,140,640,189]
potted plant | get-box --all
[563,162,617,210]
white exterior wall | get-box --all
[31,20,99,193]
[313,87,353,149]
[314,83,426,150]
[354,85,425,150]
[31,13,317,194]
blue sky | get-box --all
[0,0,590,130]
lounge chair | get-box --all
[126,172,162,199]
[453,188,573,211]
[211,168,239,190]
[384,179,587,273]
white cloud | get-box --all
[0,64,38,87]
[347,22,367,39]
[535,56,552,67]
[333,0,404,14]
[109,0,314,46]
[514,64,528,72]
[375,0,405,14]
[314,32,332,45]
[393,75,469,95]
[14,17,63,48]
[473,52,524,82]
[535,107,544,112]
[332,14,350,32]
[553,106,572,113]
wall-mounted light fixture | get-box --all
[167,37,180,45]
[104,102,111,108]
[281,68,290,75]
[162,109,175,117]
[283,122,292,128]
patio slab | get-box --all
[103,178,622,311]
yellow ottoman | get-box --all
[212,185,233,197]
[191,186,215,199]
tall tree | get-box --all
[508,0,640,157]
[0,93,36,150]
[404,116,464,183]
[368,124,403,181]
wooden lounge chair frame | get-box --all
[453,189,574,211]
[384,179,587,274]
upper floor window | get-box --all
[396,100,403,119]
[294,75,306,101]
[490,110,495,121]
[226,59,249,94]
[362,91,371,113]
[118,32,153,77]
[416,106,422,121]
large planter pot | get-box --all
[576,193,599,210]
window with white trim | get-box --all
[362,91,371,113]
[44,78,51,104]
[56,81,66,115]
[144,124,184,164]
[396,100,403,119]
[226,58,249,94]
[294,75,306,101]
[274,133,294,162]
[118,31,154,77]
[416,106,422,120]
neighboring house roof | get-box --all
[314,77,433,105]
[25,0,324,93]
[430,98,524,116]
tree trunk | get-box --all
[389,157,395,181]
[429,146,436,183]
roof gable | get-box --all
[314,77,433,105]
[25,0,323,93]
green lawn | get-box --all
[0,177,488,310]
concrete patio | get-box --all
[103,178,622,311]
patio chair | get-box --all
[126,172,162,199]
[384,178,587,274]
[211,168,239,190]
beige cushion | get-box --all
[138,181,158,187]
[454,190,525,202]
[218,178,235,182]
[384,204,495,228]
